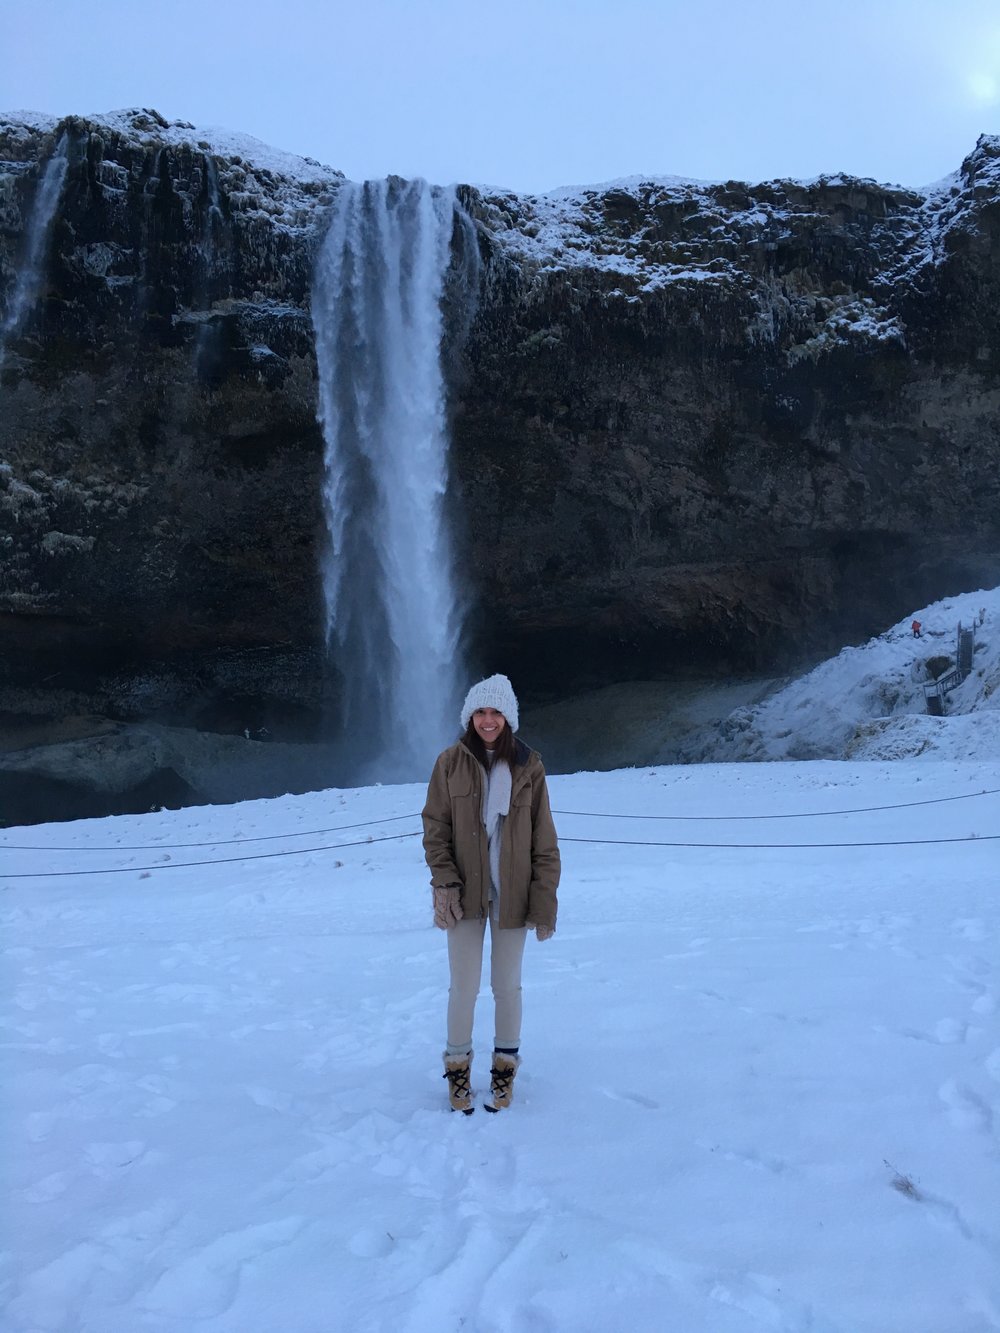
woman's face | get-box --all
[472,707,506,746]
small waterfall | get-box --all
[194,153,226,380]
[312,178,473,783]
[0,134,70,365]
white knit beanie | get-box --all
[460,674,519,733]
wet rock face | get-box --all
[0,111,342,737]
[457,144,1000,691]
[2,111,1000,783]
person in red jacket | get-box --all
[911,619,922,638]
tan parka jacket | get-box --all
[421,738,560,930]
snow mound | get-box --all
[700,587,1000,764]
[845,709,1000,761]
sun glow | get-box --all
[964,25,1000,106]
[967,70,1000,105]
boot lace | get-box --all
[491,1062,516,1101]
[443,1064,471,1102]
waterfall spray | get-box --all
[0,134,69,365]
[312,178,474,783]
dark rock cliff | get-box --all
[458,153,1000,691]
[0,111,340,748]
[1,109,999,817]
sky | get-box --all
[4,0,1000,195]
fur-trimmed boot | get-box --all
[485,1051,520,1112]
[442,1053,474,1115]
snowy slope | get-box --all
[697,587,1000,764]
[3,757,999,1332]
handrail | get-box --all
[922,618,975,714]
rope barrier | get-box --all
[2,824,996,882]
[0,812,418,852]
[561,833,999,850]
[0,830,423,880]
[2,784,997,854]
[553,786,1000,822]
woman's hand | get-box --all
[433,885,463,929]
[529,922,555,942]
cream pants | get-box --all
[445,906,528,1056]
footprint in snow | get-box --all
[953,918,987,943]
[720,1146,788,1175]
[898,1018,968,1045]
[139,1215,303,1319]
[20,1169,74,1203]
[939,1079,993,1134]
[600,1087,660,1110]
[349,1227,394,1258]
[6,1240,104,1330]
[244,1084,293,1112]
[84,1139,147,1176]
[26,1109,57,1142]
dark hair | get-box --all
[461,714,519,767]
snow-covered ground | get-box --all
[3,748,999,1330]
[700,586,1000,764]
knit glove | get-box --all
[529,922,555,942]
[433,885,463,929]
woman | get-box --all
[422,673,560,1114]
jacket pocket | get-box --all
[510,782,531,808]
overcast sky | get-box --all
[5,0,1000,193]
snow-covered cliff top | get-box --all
[0,108,345,234]
[0,107,343,187]
[474,135,1000,313]
[5,111,998,297]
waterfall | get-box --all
[0,134,70,365]
[312,178,473,783]
[194,153,226,380]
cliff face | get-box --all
[459,149,1000,690]
[0,110,340,742]
[1,109,999,807]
